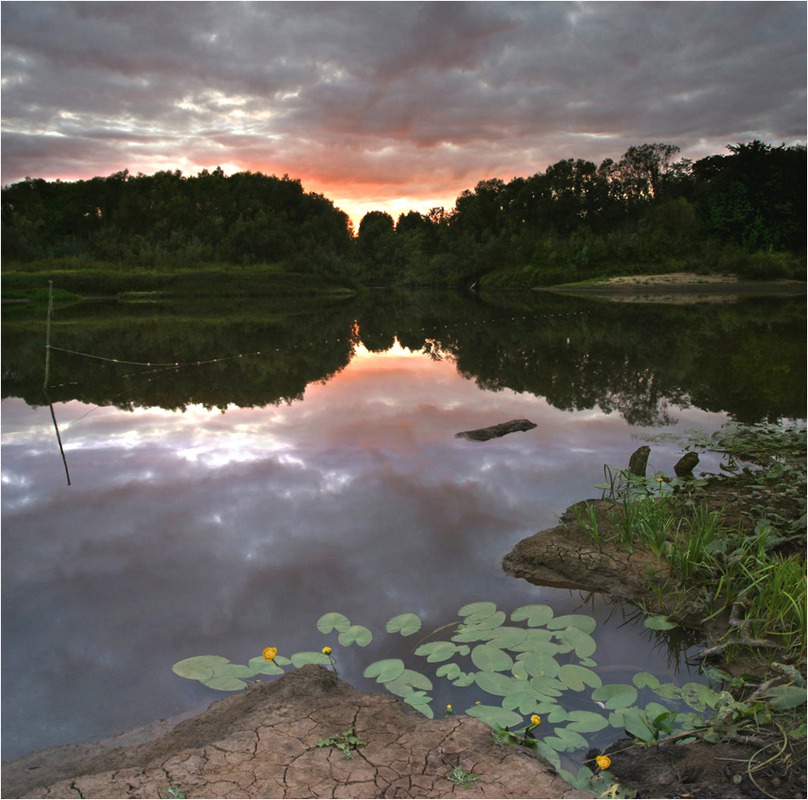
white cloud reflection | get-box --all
[2,344,729,761]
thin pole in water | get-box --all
[43,282,71,486]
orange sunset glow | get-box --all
[2,2,805,229]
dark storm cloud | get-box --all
[1,1,805,218]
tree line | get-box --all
[2,140,804,287]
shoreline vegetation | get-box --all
[2,140,805,302]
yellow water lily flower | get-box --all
[596,754,611,770]
[322,646,332,655]
[530,714,541,726]
[263,646,278,662]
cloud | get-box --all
[2,1,805,223]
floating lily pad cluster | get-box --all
[172,601,726,772]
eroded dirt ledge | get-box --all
[2,666,588,799]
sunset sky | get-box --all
[2,1,805,228]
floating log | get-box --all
[455,418,537,442]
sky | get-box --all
[2,1,806,228]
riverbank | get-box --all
[542,272,806,303]
[1,666,584,799]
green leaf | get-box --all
[475,670,520,697]
[316,612,351,633]
[533,740,562,771]
[485,625,528,649]
[403,692,434,717]
[510,604,554,627]
[517,651,560,679]
[471,644,513,672]
[465,704,523,729]
[680,682,720,712]
[765,685,807,710]
[472,610,507,630]
[566,710,609,733]
[248,656,285,675]
[591,683,638,709]
[172,655,230,681]
[558,664,602,691]
[202,674,248,691]
[510,628,557,652]
[552,627,597,658]
[385,613,422,636]
[397,669,433,690]
[290,651,332,668]
[452,671,476,687]
[363,658,405,683]
[414,641,458,662]
[458,601,498,620]
[621,707,657,743]
[550,726,589,750]
[435,663,462,680]
[337,624,373,647]
[501,688,544,715]
[529,675,565,698]
[546,614,597,634]
[632,671,661,690]
[644,614,678,630]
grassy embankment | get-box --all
[1,259,357,304]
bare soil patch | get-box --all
[543,273,805,304]
[2,666,587,799]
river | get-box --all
[1,288,804,761]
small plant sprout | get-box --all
[316,727,365,759]
[444,766,481,787]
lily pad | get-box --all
[316,612,351,633]
[632,671,661,690]
[591,683,638,710]
[465,704,523,729]
[414,641,458,662]
[364,658,405,683]
[172,655,231,681]
[403,692,434,718]
[451,671,476,687]
[202,674,248,691]
[436,663,462,680]
[248,656,285,675]
[510,604,554,627]
[517,651,560,679]
[484,625,528,649]
[475,670,520,697]
[471,644,513,672]
[386,613,422,636]
[558,664,602,691]
[290,651,332,668]
[644,614,678,630]
[458,601,498,621]
[565,710,610,733]
[546,614,597,634]
[338,624,373,647]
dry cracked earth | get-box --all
[2,666,589,799]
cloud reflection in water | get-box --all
[1,341,728,760]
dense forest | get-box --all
[2,140,805,289]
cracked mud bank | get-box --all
[2,666,589,799]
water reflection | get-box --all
[1,291,805,762]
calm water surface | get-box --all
[2,290,804,761]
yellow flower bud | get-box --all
[530,714,541,726]
[263,646,278,662]
[596,755,611,770]
[322,646,332,655]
